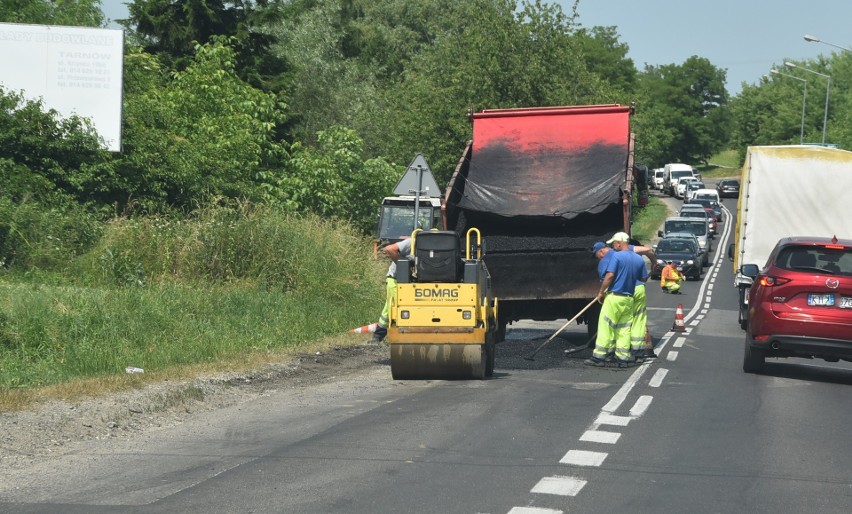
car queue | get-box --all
[654,151,852,378]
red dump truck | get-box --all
[443,104,637,340]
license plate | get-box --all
[808,293,835,306]
[840,297,852,309]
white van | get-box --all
[653,168,666,190]
[663,163,695,196]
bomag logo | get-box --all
[414,287,459,299]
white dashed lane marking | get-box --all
[508,507,563,514]
[629,395,653,417]
[580,430,621,444]
[595,413,632,426]
[531,476,587,496]
[667,351,679,361]
[559,449,608,467]
[649,368,668,387]
[674,337,686,348]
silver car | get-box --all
[659,217,711,266]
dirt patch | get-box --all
[0,341,390,472]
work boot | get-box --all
[584,356,606,367]
[616,359,634,369]
[372,325,387,342]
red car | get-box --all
[743,236,852,373]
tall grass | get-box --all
[0,202,386,390]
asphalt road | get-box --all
[4,187,852,514]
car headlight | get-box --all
[686,260,694,265]
[699,240,707,248]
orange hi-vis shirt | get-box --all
[661,265,683,288]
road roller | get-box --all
[388,228,498,380]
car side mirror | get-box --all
[657,230,664,237]
[741,264,760,278]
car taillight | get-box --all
[758,276,791,287]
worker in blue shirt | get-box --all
[587,237,649,367]
[609,232,658,361]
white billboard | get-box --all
[0,22,124,152]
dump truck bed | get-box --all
[444,104,634,325]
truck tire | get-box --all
[496,316,507,343]
[738,289,748,330]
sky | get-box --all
[563,0,852,95]
[100,0,852,96]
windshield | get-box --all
[665,219,706,237]
[657,239,696,253]
[680,210,707,220]
[688,220,707,236]
[378,205,438,238]
[776,245,852,275]
[672,170,693,180]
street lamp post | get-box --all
[804,34,852,53]
[785,61,830,145]
[770,69,807,144]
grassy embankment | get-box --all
[631,197,669,245]
[0,201,384,409]
[696,149,742,179]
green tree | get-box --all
[262,0,382,147]
[636,56,728,165]
[573,25,636,93]
[0,87,109,205]
[0,0,104,26]
[377,0,625,182]
[109,39,289,212]
[263,126,397,234]
[125,0,288,90]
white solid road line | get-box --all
[600,362,652,413]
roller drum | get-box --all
[390,343,488,380]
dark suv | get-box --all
[742,236,852,373]
[716,178,740,199]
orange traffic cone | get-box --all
[351,323,378,334]
[672,304,686,332]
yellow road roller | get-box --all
[388,228,498,380]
